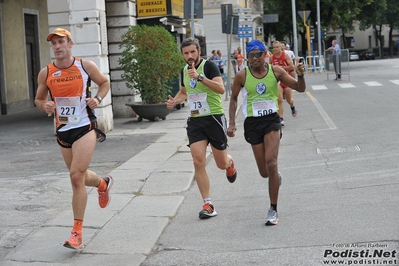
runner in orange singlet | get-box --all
[35,28,113,250]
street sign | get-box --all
[221,4,232,34]
[263,14,278,23]
[238,21,251,26]
[227,15,239,35]
[239,14,252,19]
[237,33,252,38]
[238,27,252,31]
[298,10,311,21]
[184,0,203,19]
[234,8,252,13]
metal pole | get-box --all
[317,0,322,72]
[190,0,195,38]
[226,15,234,100]
[291,0,298,58]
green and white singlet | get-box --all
[183,60,223,117]
[242,64,279,118]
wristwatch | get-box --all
[94,95,102,104]
[197,74,205,82]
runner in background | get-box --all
[271,41,297,126]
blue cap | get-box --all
[246,40,267,53]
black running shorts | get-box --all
[56,121,106,148]
[243,112,282,145]
[186,114,228,150]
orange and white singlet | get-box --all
[46,57,95,131]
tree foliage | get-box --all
[262,0,398,57]
[119,25,185,104]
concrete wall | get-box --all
[47,0,114,132]
[105,0,137,118]
[0,0,50,114]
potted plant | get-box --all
[119,25,185,121]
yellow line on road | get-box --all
[306,92,337,130]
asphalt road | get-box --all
[142,58,399,266]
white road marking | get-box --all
[364,81,382,86]
[338,83,355,88]
[312,85,328,90]
[389,80,399,85]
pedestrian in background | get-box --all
[233,47,245,71]
[216,50,225,84]
[328,39,341,80]
[231,49,238,75]
[227,39,306,225]
[166,37,237,219]
[209,50,219,61]
[35,28,113,250]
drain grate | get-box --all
[316,145,361,154]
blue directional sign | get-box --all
[237,33,252,38]
[238,27,252,31]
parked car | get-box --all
[359,51,376,60]
[349,52,359,61]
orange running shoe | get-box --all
[199,203,217,219]
[98,175,114,208]
[226,159,237,183]
[63,231,83,250]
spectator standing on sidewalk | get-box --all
[328,39,341,80]
[216,50,226,84]
[209,50,219,62]
[231,49,238,75]
[233,47,245,71]
[227,39,306,225]
[35,28,113,250]
[166,37,237,219]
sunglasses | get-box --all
[247,51,264,59]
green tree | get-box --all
[262,0,381,54]
[356,0,387,58]
[119,25,185,104]
[385,0,399,57]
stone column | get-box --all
[106,0,138,117]
[47,0,114,132]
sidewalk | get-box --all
[2,97,236,266]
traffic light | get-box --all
[322,28,328,40]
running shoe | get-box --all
[280,118,285,126]
[98,175,113,208]
[226,158,237,183]
[291,106,297,117]
[265,207,279,226]
[199,203,217,219]
[63,231,83,250]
